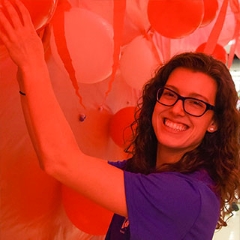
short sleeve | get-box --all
[124,171,205,240]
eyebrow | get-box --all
[164,85,211,103]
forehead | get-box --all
[165,67,217,102]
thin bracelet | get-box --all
[19,90,26,96]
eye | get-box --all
[187,99,206,108]
[163,89,176,98]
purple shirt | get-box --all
[105,161,220,240]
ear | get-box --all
[207,120,218,133]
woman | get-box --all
[0,0,239,239]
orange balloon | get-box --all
[200,0,218,27]
[147,0,204,38]
[109,106,136,148]
[196,42,227,63]
[62,185,113,235]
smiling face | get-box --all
[152,67,218,164]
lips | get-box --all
[164,119,188,131]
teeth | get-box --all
[165,119,187,131]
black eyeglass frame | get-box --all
[156,87,216,117]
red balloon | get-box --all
[147,0,204,38]
[0,0,57,30]
[200,0,218,27]
[62,185,113,235]
[0,0,57,47]
[196,42,227,63]
[109,107,136,148]
[22,0,58,30]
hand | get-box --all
[0,0,45,69]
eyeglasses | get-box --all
[156,87,215,117]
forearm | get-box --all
[18,64,80,172]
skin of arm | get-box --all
[0,0,127,217]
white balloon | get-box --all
[51,8,114,84]
[120,36,160,90]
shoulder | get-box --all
[124,170,220,239]
[124,171,205,205]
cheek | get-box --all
[192,118,212,138]
[152,103,168,123]
[195,114,214,130]
[152,103,162,116]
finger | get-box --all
[13,0,33,28]
[0,0,35,44]
[1,0,23,28]
[2,0,33,30]
[0,7,15,44]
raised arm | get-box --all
[0,0,127,217]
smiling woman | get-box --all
[152,67,218,163]
[0,0,240,239]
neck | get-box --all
[156,145,186,168]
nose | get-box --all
[170,99,186,116]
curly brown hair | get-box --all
[125,52,240,229]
